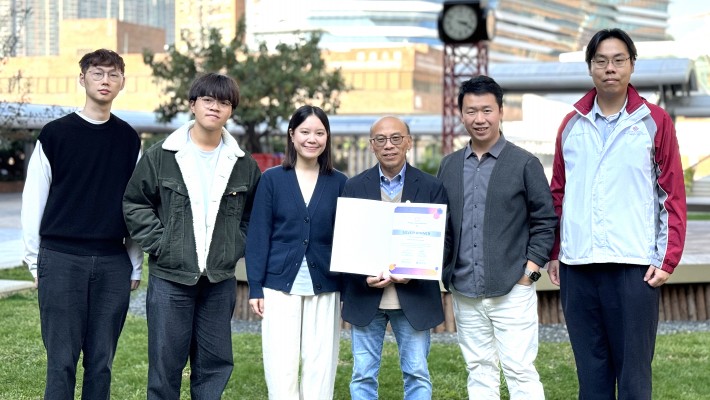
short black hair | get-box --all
[458,75,504,112]
[585,28,637,70]
[188,73,240,110]
[78,49,125,74]
[282,105,334,174]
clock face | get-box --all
[442,4,478,41]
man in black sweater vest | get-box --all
[21,49,142,400]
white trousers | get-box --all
[262,288,341,400]
[452,284,544,400]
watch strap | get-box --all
[524,268,541,282]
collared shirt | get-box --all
[592,97,628,145]
[378,163,407,198]
[452,134,507,298]
[378,163,407,309]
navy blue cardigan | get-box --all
[245,166,347,299]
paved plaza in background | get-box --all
[0,193,22,269]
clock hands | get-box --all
[457,19,475,29]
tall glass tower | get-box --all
[4,0,174,56]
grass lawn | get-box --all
[1,266,710,399]
[0,264,34,281]
[688,212,710,220]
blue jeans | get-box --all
[147,275,236,400]
[37,247,132,400]
[350,309,432,400]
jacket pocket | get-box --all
[224,185,248,217]
[156,178,191,270]
[214,186,249,268]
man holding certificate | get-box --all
[437,76,557,399]
[341,116,448,400]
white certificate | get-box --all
[330,197,447,280]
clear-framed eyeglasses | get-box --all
[591,56,631,69]
[86,70,123,82]
[198,96,233,109]
[370,134,408,147]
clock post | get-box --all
[437,0,495,154]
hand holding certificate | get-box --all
[330,197,447,280]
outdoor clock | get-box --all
[442,4,478,42]
[437,1,493,44]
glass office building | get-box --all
[3,0,174,56]
[2,0,672,59]
[247,0,670,61]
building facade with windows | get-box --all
[1,0,174,56]
[0,0,685,116]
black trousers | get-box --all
[146,275,236,400]
[37,247,132,400]
[560,263,659,400]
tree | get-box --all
[143,19,348,153]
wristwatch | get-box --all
[524,268,541,282]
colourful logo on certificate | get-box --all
[394,206,444,219]
[389,265,440,276]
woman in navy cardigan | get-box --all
[245,105,347,400]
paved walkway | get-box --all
[0,279,33,297]
[1,192,709,295]
[0,193,22,269]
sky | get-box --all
[667,0,710,40]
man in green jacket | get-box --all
[123,73,260,399]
